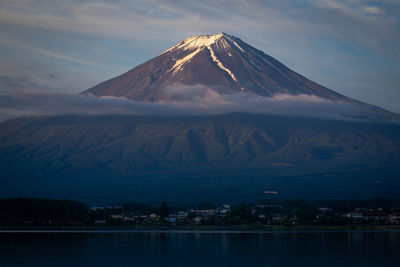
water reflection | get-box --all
[0,231,399,266]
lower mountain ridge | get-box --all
[1,113,399,204]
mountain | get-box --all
[1,114,399,204]
[1,34,400,204]
[81,32,399,121]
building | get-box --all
[91,207,105,211]
[272,214,283,224]
[389,213,400,224]
[192,209,217,217]
[345,211,364,221]
[122,216,136,222]
[217,205,231,215]
[194,216,203,224]
[176,211,189,221]
[149,213,159,220]
[110,214,124,219]
[363,210,389,224]
[319,207,333,213]
[165,217,177,223]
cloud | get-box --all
[0,36,113,70]
[0,90,173,121]
[364,6,384,15]
[0,59,100,94]
[162,83,355,118]
[0,1,398,52]
[0,85,358,122]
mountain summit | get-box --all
[82,32,343,101]
[81,33,398,121]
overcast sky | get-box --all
[0,0,399,113]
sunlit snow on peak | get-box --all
[162,33,235,54]
[181,32,227,49]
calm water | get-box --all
[0,230,399,266]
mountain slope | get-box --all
[82,33,347,101]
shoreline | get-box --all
[1,225,400,233]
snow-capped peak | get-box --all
[182,32,226,48]
[164,33,240,82]
[162,32,235,54]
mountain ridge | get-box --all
[1,113,399,171]
[1,113,399,203]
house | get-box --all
[318,207,333,213]
[389,213,400,224]
[272,214,283,224]
[194,216,203,224]
[107,206,122,209]
[91,207,105,211]
[363,210,389,224]
[110,214,124,219]
[257,204,282,209]
[251,208,257,215]
[192,209,217,217]
[122,216,136,222]
[165,217,177,223]
[217,205,231,215]
[345,211,364,221]
[149,213,159,220]
[176,211,189,221]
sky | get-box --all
[0,0,399,113]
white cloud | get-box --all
[0,86,357,122]
[364,6,384,15]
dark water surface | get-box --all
[0,230,399,266]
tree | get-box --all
[0,198,88,226]
[296,205,317,224]
[159,201,169,220]
[122,202,155,215]
[229,204,254,222]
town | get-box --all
[91,200,400,227]
[1,198,399,228]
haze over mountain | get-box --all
[82,33,399,122]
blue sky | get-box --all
[0,0,399,112]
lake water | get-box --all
[0,230,399,266]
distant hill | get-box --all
[1,113,399,204]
